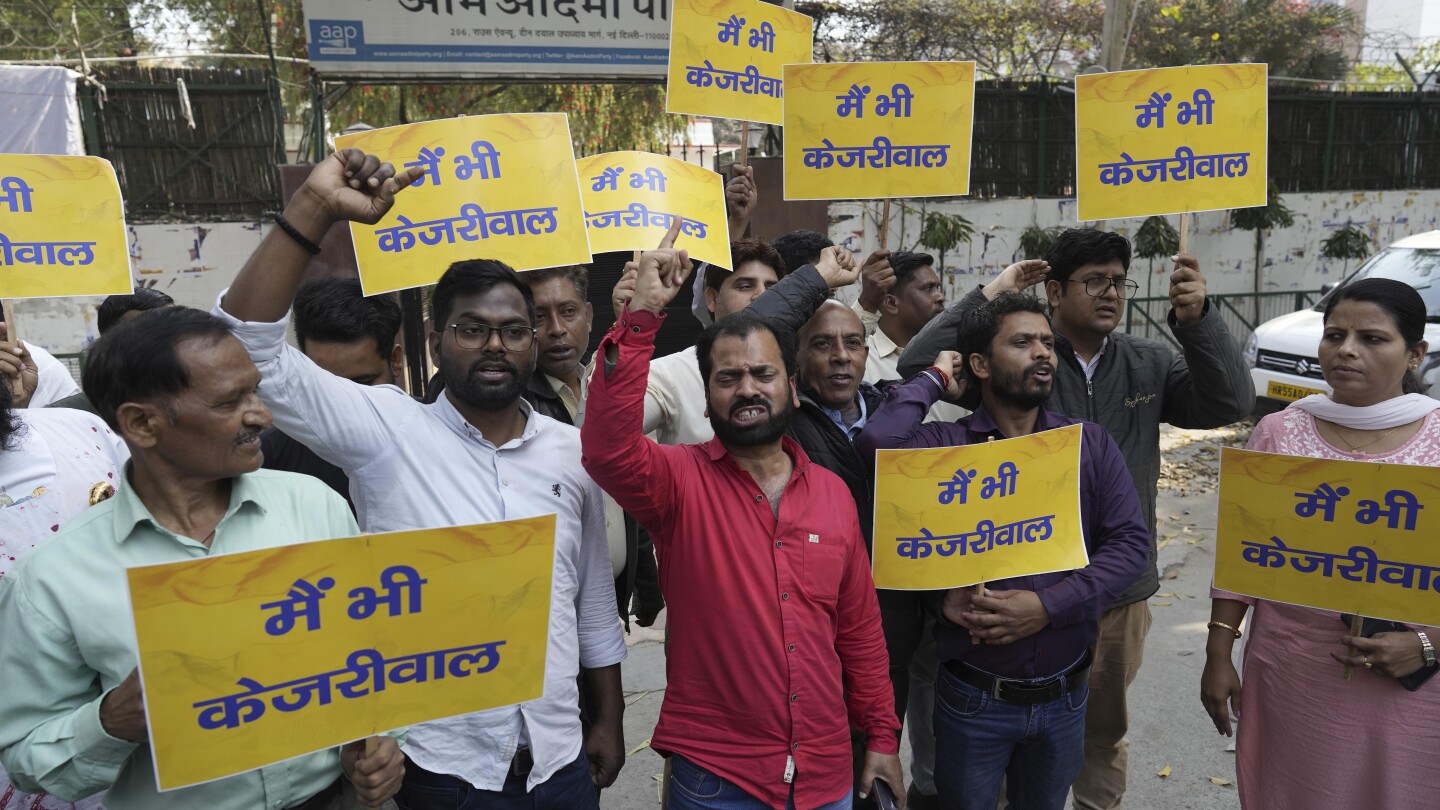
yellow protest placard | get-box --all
[665,0,812,126]
[334,114,591,295]
[783,61,975,201]
[577,151,731,269]
[1216,448,1440,627]
[128,516,556,791]
[1075,63,1267,222]
[872,425,1087,590]
[0,155,131,299]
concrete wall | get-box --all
[13,222,270,356]
[826,189,1440,306]
[15,187,1440,359]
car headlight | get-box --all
[1243,332,1259,368]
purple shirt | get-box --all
[857,371,1151,679]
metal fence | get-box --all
[77,66,285,222]
[1123,290,1323,350]
[967,80,1440,198]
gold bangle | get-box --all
[1207,620,1242,639]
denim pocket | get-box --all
[669,755,724,800]
[936,671,989,718]
[396,780,465,810]
[1064,678,1090,713]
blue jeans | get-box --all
[667,755,853,810]
[395,748,599,810]
[933,664,1088,810]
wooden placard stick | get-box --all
[879,199,892,250]
[1343,613,1364,681]
[1178,212,1191,255]
[1,299,15,344]
[974,434,995,601]
[738,121,750,167]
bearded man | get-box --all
[581,230,905,810]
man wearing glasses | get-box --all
[897,228,1251,810]
[215,149,626,810]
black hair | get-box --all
[96,287,175,335]
[1324,277,1430,394]
[890,251,937,292]
[959,292,1051,360]
[695,311,796,383]
[430,259,537,331]
[771,230,833,274]
[705,239,789,295]
[524,264,590,302]
[82,306,233,430]
[293,277,403,360]
[1044,229,1132,284]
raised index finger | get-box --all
[657,216,683,250]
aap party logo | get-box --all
[311,20,363,56]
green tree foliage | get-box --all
[0,0,162,60]
[808,0,1354,79]
[1230,181,1295,300]
[1018,225,1065,260]
[1127,0,1355,80]
[1320,224,1372,275]
[918,210,975,271]
[1134,215,1179,297]
[804,0,1102,76]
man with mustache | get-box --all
[214,150,627,810]
[0,307,404,809]
[582,230,905,809]
[897,230,1252,810]
[859,293,1149,810]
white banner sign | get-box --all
[302,0,671,79]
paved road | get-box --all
[602,426,1246,809]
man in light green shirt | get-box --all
[0,306,405,810]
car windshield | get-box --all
[1315,247,1440,321]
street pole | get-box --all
[1100,0,1134,72]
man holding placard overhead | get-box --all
[214,149,627,810]
[864,293,1149,810]
[898,230,1251,810]
[584,225,904,810]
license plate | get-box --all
[1267,380,1325,402]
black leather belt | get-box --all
[945,649,1092,706]
[510,747,534,777]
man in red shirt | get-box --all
[582,230,904,810]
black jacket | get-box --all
[898,286,1254,608]
[787,381,890,551]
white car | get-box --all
[1247,229,1440,415]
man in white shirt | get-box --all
[216,149,626,810]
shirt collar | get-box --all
[870,326,902,358]
[434,390,540,447]
[820,392,869,439]
[962,404,1058,440]
[109,462,267,544]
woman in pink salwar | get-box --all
[1202,278,1440,809]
